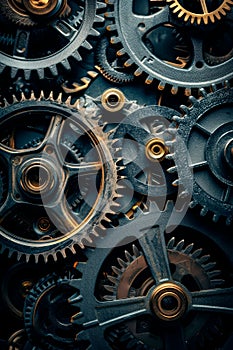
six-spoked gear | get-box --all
[171,86,233,225]
[0,91,122,262]
[24,273,79,350]
[166,0,233,25]
[106,0,233,92]
[69,204,233,350]
[113,105,177,199]
[0,0,106,79]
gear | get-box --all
[170,86,233,225]
[166,0,233,25]
[0,0,106,79]
[0,91,122,262]
[69,205,233,349]
[113,105,177,198]
[96,35,135,84]
[106,0,233,91]
[24,273,79,350]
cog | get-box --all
[69,205,233,349]
[170,86,233,225]
[96,35,135,84]
[106,0,233,91]
[0,91,122,262]
[113,105,177,198]
[0,0,106,79]
[24,273,79,350]
[166,0,233,25]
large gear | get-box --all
[0,0,106,79]
[68,205,233,349]
[166,0,233,25]
[106,0,233,91]
[170,86,233,225]
[0,91,122,262]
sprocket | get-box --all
[0,91,122,262]
[170,85,233,225]
[106,0,233,92]
[0,0,106,79]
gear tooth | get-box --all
[199,88,208,97]
[24,69,31,80]
[125,250,133,262]
[145,75,154,85]
[48,91,54,101]
[60,59,71,71]
[107,275,118,284]
[165,153,175,160]
[97,1,107,9]
[183,242,194,254]
[117,257,128,268]
[106,24,117,32]
[189,95,199,106]
[211,279,225,287]
[167,165,178,174]
[158,81,166,91]
[213,213,220,222]
[69,293,83,304]
[202,260,216,270]
[49,64,58,76]
[103,295,115,301]
[191,248,203,258]
[71,311,84,322]
[117,48,126,57]
[124,58,134,67]
[132,244,140,257]
[56,92,63,104]
[95,14,105,23]
[200,206,208,216]
[226,216,232,226]
[65,95,72,106]
[171,86,178,95]
[112,265,122,275]
[135,67,143,77]
[172,178,180,186]
[104,284,116,293]
[189,200,197,209]
[167,237,176,249]
[105,11,115,19]
[82,40,93,51]
[180,104,190,114]
[72,50,82,62]
[175,239,185,251]
[10,67,18,79]
[110,35,121,44]
[208,270,221,278]
[172,115,184,123]
[211,84,217,92]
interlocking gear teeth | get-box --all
[0,1,106,80]
[171,86,233,225]
[166,0,233,25]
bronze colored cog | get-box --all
[166,0,233,25]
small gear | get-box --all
[106,0,233,91]
[113,105,177,198]
[0,0,106,79]
[170,85,233,225]
[24,273,79,350]
[96,35,135,84]
[0,91,123,262]
[166,0,233,25]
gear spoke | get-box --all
[192,287,233,314]
[85,297,148,329]
[64,161,102,177]
[131,7,170,35]
[139,226,172,284]
[50,19,78,41]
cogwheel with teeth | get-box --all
[0,0,106,79]
[106,0,233,92]
[102,237,224,349]
[170,85,233,225]
[0,91,123,263]
[166,0,233,25]
[68,203,233,349]
[24,273,80,350]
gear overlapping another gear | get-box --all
[166,0,233,25]
[0,91,123,262]
[170,85,233,225]
[0,0,106,79]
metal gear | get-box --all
[96,35,135,84]
[106,0,233,92]
[170,85,233,225]
[69,204,233,349]
[166,0,233,25]
[24,273,79,350]
[0,0,106,79]
[113,105,177,198]
[0,91,122,262]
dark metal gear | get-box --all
[24,273,79,350]
[113,105,178,198]
[170,85,233,225]
[0,0,106,79]
[0,92,122,262]
[106,0,233,92]
[102,237,224,349]
[69,203,233,349]
[96,35,135,84]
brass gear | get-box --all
[166,0,233,25]
[0,0,71,27]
